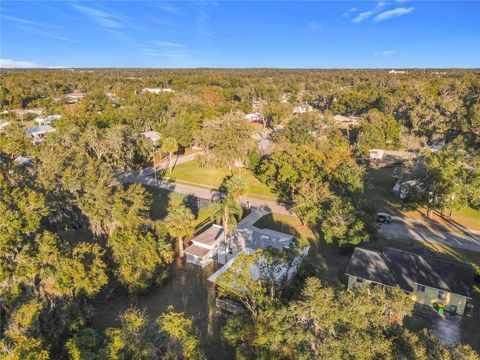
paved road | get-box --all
[378,222,480,253]
[117,167,294,215]
[391,216,480,236]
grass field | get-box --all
[163,161,275,198]
[144,186,217,229]
[366,166,480,231]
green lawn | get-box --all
[144,186,217,229]
[163,161,275,198]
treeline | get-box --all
[1,69,479,141]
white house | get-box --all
[141,130,162,146]
[245,113,262,123]
[208,244,309,284]
[185,225,224,267]
[26,125,56,143]
[65,92,84,104]
[389,69,407,74]
[142,88,174,94]
[35,115,62,125]
[293,104,313,114]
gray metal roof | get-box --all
[26,125,55,136]
[346,247,475,298]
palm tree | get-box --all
[161,137,178,175]
[213,195,242,262]
[165,205,195,258]
[224,175,248,202]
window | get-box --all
[356,277,364,283]
[438,290,447,301]
[416,284,426,293]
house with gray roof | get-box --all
[26,125,56,143]
[185,225,224,268]
[346,247,475,315]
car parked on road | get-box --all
[376,212,392,224]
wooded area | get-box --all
[0,68,479,359]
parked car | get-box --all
[376,212,392,224]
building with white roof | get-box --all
[142,88,174,94]
[26,125,56,143]
[245,113,262,123]
[293,104,313,114]
[185,224,224,267]
[35,115,62,125]
[141,130,162,146]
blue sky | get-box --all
[1,1,479,68]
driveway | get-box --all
[378,222,480,252]
[432,316,461,347]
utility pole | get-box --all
[152,144,157,182]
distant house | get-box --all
[185,225,224,267]
[333,114,359,127]
[14,156,31,167]
[293,104,313,114]
[141,130,161,146]
[369,149,385,160]
[0,120,11,130]
[65,92,84,104]
[26,125,56,143]
[346,247,475,315]
[35,115,62,125]
[12,108,44,117]
[245,113,262,123]
[389,69,407,74]
[142,88,174,94]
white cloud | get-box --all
[0,59,41,68]
[341,7,358,18]
[374,7,414,22]
[157,2,185,16]
[152,41,185,48]
[72,4,123,29]
[374,50,395,56]
[308,21,322,30]
[144,41,187,58]
[375,1,389,9]
[2,14,50,27]
[352,10,375,23]
[15,25,77,42]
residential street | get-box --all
[118,154,480,253]
[117,166,294,215]
[378,222,480,253]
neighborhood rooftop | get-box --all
[346,247,475,298]
[190,225,224,247]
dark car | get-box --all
[376,213,392,224]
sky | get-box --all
[0,1,479,68]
